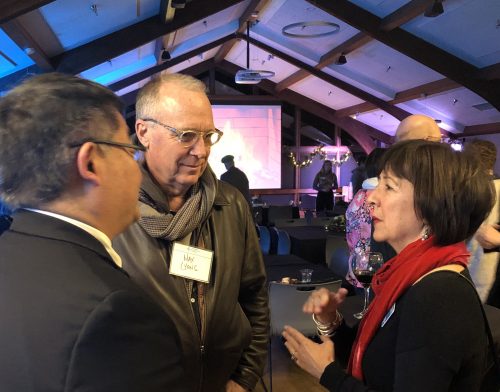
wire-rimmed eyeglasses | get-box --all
[68,138,146,160]
[141,118,223,148]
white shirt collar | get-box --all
[24,208,122,268]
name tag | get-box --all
[381,303,396,328]
[169,242,213,283]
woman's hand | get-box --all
[303,287,348,324]
[282,325,334,379]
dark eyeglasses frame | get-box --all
[141,118,223,148]
[68,138,146,158]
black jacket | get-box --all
[114,172,269,392]
[0,210,185,391]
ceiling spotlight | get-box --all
[161,49,171,61]
[424,0,444,17]
[335,53,347,65]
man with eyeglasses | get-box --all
[113,73,268,392]
[0,73,184,391]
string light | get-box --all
[284,145,351,168]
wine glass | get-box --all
[351,251,384,319]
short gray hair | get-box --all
[135,73,207,119]
[0,73,124,209]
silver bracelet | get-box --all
[312,311,343,336]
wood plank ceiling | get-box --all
[1,0,499,151]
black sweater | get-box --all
[321,271,488,391]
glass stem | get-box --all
[363,286,370,312]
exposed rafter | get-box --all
[459,122,500,137]
[52,0,244,75]
[276,0,432,92]
[1,19,53,71]
[238,33,410,121]
[307,0,500,110]
[213,0,269,63]
[477,62,500,81]
[108,34,235,92]
[159,0,176,24]
[335,78,460,118]
[276,32,371,92]
[379,0,434,31]
[0,0,54,24]
[120,58,216,108]
[217,60,389,152]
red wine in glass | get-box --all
[353,270,374,288]
[351,252,384,319]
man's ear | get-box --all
[75,143,100,185]
[136,120,150,149]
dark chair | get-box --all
[257,225,271,255]
[304,209,313,224]
[276,229,291,255]
[268,226,279,255]
[326,236,350,279]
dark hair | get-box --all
[0,73,124,209]
[380,139,494,245]
[365,148,386,178]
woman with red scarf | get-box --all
[282,140,494,391]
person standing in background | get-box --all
[345,148,386,288]
[394,113,442,142]
[350,156,366,195]
[313,160,338,216]
[220,154,251,206]
[465,140,500,303]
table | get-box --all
[283,226,344,265]
[263,254,340,284]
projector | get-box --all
[235,69,275,84]
[235,70,263,84]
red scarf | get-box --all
[347,236,469,380]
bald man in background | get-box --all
[394,114,441,142]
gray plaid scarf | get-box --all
[137,164,216,241]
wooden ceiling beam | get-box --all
[317,32,371,68]
[276,32,371,92]
[278,0,430,92]
[108,34,234,92]
[213,0,269,63]
[52,0,244,75]
[240,33,410,120]
[307,0,500,110]
[476,62,500,81]
[217,60,390,152]
[335,78,461,117]
[1,19,53,71]
[119,58,215,108]
[379,0,434,31]
[0,0,54,24]
[459,122,500,137]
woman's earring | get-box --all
[421,226,430,241]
